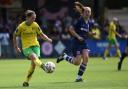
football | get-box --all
[44,61,55,73]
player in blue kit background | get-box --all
[118,34,128,71]
[57,2,95,82]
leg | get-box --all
[57,39,82,64]
[23,61,36,87]
[76,49,89,82]
[28,53,45,70]
[57,52,82,65]
[23,47,45,70]
[103,44,111,60]
[22,47,45,87]
[118,46,128,71]
[57,53,81,65]
[115,42,121,58]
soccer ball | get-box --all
[44,61,55,73]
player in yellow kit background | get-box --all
[13,10,52,87]
[103,17,121,60]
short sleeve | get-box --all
[73,19,80,31]
[35,22,43,34]
[14,25,22,36]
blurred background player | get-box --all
[118,34,128,70]
[13,10,52,87]
[103,17,122,60]
[57,2,95,82]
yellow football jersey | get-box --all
[108,21,116,39]
[15,21,43,49]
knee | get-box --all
[74,60,81,66]
[29,53,37,60]
[74,62,81,66]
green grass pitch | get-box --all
[0,57,128,89]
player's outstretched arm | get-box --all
[39,33,52,43]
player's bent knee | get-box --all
[29,53,37,60]
[74,61,81,66]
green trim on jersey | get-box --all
[23,46,40,57]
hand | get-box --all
[118,34,122,38]
[92,32,96,35]
[15,46,21,54]
[48,38,52,43]
[89,32,96,35]
[78,36,84,42]
[121,34,128,39]
[124,35,128,39]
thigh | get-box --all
[110,39,118,45]
[23,47,33,58]
[107,39,114,48]
[73,40,88,56]
[72,39,79,57]
[32,46,40,57]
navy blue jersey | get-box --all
[71,17,94,56]
[73,17,94,40]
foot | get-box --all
[23,82,29,87]
[41,63,45,71]
[75,78,83,82]
[56,53,66,63]
[118,62,122,71]
[102,56,107,60]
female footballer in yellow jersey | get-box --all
[13,10,52,87]
[103,17,121,60]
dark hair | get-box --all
[25,10,35,18]
[74,2,84,14]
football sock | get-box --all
[33,57,42,68]
[104,49,109,57]
[119,52,127,63]
[77,63,87,79]
[117,49,121,58]
[63,54,73,64]
[25,65,35,82]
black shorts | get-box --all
[72,38,88,57]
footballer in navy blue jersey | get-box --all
[118,35,128,71]
[71,17,94,56]
[57,2,95,82]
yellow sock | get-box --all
[33,57,42,67]
[117,49,121,57]
[25,65,35,83]
[104,49,109,57]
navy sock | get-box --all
[77,63,87,78]
[65,55,73,64]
